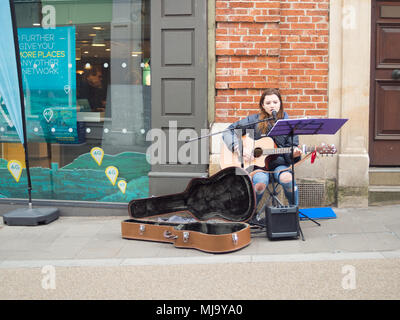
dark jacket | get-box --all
[222,112,300,170]
[77,77,106,111]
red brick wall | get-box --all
[215,0,329,123]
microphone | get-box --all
[272,110,277,121]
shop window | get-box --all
[0,0,151,203]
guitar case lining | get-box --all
[121,167,256,253]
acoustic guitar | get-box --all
[220,135,337,171]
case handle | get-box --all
[163,230,178,240]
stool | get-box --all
[250,176,285,226]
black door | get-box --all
[370,0,400,166]
[149,0,208,195]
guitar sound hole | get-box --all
[253,148,263,158]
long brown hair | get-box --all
[257,88,284,134]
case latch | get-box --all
[139,224,146,235]
[232,233,238,245]
[183,231,190,243]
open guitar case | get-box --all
[121,167,257,253]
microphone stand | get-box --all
[185,115,275,145]
[185,115,275,171]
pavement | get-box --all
[0,204,400,300]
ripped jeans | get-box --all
[252,165,299,206]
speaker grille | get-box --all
[298,183,325,207]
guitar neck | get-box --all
[262,145,314,156]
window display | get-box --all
[0,0,151,203]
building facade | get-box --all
[209,0,400,208]
[0,0,399,216]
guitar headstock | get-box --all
[315,143,337,155]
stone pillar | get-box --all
[329,0,371,207]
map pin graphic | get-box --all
[43,108,53,123]
[7,160,23,182]
[117,180,127,194]
[105,166,119,186]
[64,85,71,94]
[90,147,104,166]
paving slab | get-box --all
[0,205,399,264]
[0,258,399,300]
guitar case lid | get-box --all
[128,167,256,223]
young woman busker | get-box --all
[222,88,302,223]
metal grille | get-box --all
[298,183,325,208]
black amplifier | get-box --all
[265,205,300,240]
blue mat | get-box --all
[298,207,336,220]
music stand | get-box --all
[267,118,348,240]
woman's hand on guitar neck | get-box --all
[293,146,302,158]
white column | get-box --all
[330,0,371,207]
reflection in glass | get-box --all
[0,0,151,203]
